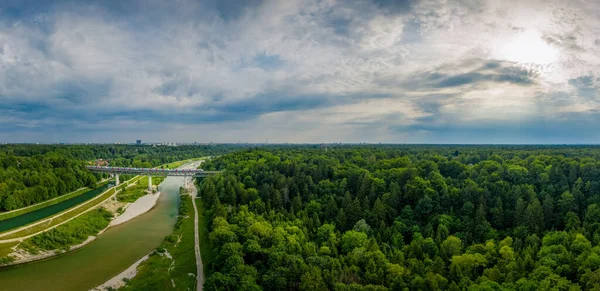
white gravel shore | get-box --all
[109,191,161,227]
[92,160,204,290]
[90,253,151,291]
[109,161,202,227]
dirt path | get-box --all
[191,192,204,291]
[187,161,204,291]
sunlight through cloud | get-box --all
[492,29,560,73]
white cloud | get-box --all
[0,0,599,143]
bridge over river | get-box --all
[86,166,220,190]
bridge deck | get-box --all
[86,166,220,177]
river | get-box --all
[0,182,114,233]
[0,174,183,290]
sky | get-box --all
[0,0,599,144]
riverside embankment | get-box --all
[0,162,197,290]
[0,182,113,233]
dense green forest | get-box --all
[199,146,600,290]
[0,152,97,211]
[0,144,243,167]
[0,144,240,212]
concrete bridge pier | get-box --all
[115,174,120,186]
[148,176,152,191]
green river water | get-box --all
[0,175,183,291]
[0,182,114,233]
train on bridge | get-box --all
[86,166,215,176]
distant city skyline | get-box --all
[1,0,599,143]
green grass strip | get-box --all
[24,207,113,252]
[117,176,165,203]
[162,157,209,169]
[196,198,214,276]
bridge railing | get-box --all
[85,166,220,177]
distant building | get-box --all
[136,140,142,145]
[95,159,109,166]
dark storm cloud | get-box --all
[0,87,391,130]
[432,62,534,88]
[191,91,391,123]
[389,112,600,144]
[209,0,265,21]
[327,17,353,37]
[216,92,331,116]
[542,33,584,52]
[251,53,285,70]
[412,94,456,114]
[390,59,536,91]
[371,0,416,15]
[569,75,597,99]
[400,20,422,43]
[433,71,532,88]
[569,75,595,89]
[92,91,383,126]
[0,0,54,19]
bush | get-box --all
[26,208,113,251]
